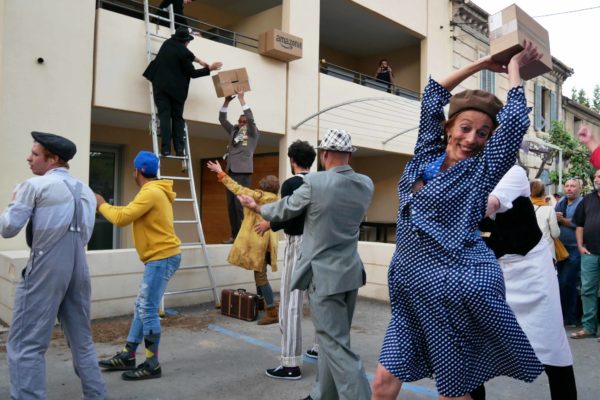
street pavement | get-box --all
[0,297,598,399]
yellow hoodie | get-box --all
[98,180,181,263]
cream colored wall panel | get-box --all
[352,0,427,37]
[93,9,286,136]
[0,1,96,251]
[229,5,282,38]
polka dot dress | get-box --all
[379,79,544,397]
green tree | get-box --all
[571,87,578,101]
[593,84,600,112]
[546,121,595,190]
[577,88,590,108]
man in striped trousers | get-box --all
[255,140,318,380]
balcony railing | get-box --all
[96,0,259,51]
[319,60,420,101]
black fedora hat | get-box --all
[171,27,194,42]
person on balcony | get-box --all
[370,40,545,400]
[96,151,181,381]
[206,160,279,325]
[376,59,394,93]
[0,132,106,399]
[143,27,222,156]
[218,89,259,244]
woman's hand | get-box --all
[507,39,541,86]
[206,160,223,174]
[254,220,271,236]
[479,55,507,74]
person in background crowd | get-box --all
[143,27,222,156]
[474,165,577,400]
[219,89,260,244]
[371,40,544,400]
[530,179,561,259]
[577,126,600,169]
[239,129,374,400]
[206,160,279,325]
[1,132,106,399]
[254,140,320,380]
[571,169,600,339]
[555,178,584,327]
[376,59,394,93]
[96,151,181,381]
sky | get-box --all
[471,0,600,98]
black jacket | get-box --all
[143,38,209,103]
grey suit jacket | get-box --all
[219,108,259,174]
[261,165,374,296]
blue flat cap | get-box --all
[31,131,77,161]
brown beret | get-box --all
[448,90,504,127]
[31,131,77,161]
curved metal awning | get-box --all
[292,96,421,149]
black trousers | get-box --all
[153,86,185,155]
[470,364,577,400]
[226,172,251,239]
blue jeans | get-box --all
[557,245,580,324]
[580,253,600,334]
[127,254,181,343]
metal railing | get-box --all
[96,0,259,50]
[319,60,421,101]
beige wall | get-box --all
[320,45,360,71]
[352,154,409,222]
[228,5,282,38]
[0,0,96,251]
[352,0,427,37]
[421,0,453,88]
[93,9,287,136]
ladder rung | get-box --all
[147,13,172,22]
[175,198,194,202]
[178,264,209,271]
[160,175,190,181]
[148,32,169,40]
[180,242,204,247]
[174,220,199,224]
[164,287,213,296]
[161,154,188,160]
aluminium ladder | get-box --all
[142,0,220,308]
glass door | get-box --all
[88,145,121,250]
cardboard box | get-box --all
[212,68,251,98]
[488,4,552,80]
[258,29,303,62]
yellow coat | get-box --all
[218,173,279,272]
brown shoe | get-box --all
[258,306,278,325]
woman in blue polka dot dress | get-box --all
[371,40,545,399]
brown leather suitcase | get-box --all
[221,288,259,321]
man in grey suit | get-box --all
[219,89,259,243]
[239,129,373,400]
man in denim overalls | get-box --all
[0,131,106,400]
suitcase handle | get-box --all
[236,288,246,293]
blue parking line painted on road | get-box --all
[208,323,437,398]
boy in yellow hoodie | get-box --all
[95,151,181,381]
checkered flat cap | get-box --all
[317,129,356,152]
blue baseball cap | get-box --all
[134,151,159,176]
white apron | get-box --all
[499,239,573,366]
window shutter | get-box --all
[550,91,557,123]
[534,82,543,130]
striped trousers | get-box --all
[279,234,318,367]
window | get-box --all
[534,83,558,132]
[479,51,495,93]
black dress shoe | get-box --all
[300,396,313,400]
[161,150,171,157]
[175,150,185,157]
